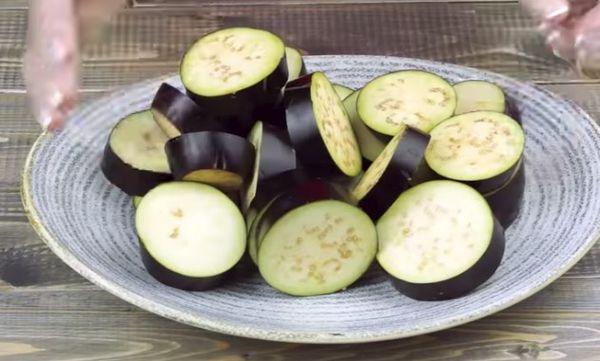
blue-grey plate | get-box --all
[22,56,600,343]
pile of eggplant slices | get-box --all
[101,27,525,300]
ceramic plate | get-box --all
[22,56,600,343]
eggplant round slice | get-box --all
[286,46,307,81]
[181,27,288,136]
[165,132,255,192]
[377,180,505,301]
[151,83,226,138]
[484,158,525,228]
[357,70,456,135]
[333,84,355,101]
[352,125,430,219]
[285,72,362,177]
[133,196,143,208]
[258,197,377,296]
[242,121,297,212]
[135,182,246,290]
[425,111,525,191]
[343,90,391,162]
[453,80,506,115]
[101,110,171,196]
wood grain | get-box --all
[0,2,593,92]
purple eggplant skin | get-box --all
[485,158,525,228]
[259,122,297,180]
[151,83,228,135]
[139,241,228,291]
[165,131,255,188]
[249,169,314,213]
[100,142,172,196]
[252,179,351,252]
[284,74,350,177]
[392,217,505,301]
[185,57,289,137]
[419,154,523,196]
[359,128,430,219]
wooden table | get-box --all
[1,1,600,359]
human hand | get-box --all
[521,0,600,77]
[24,0,126,131]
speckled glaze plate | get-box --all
[22,56,600,343]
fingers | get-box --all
[24,0,80,131]
[574,4,600,76]
[520,0,571,24]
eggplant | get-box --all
[352,126,430,219]
[357,70,457,134]
[255,180,376,296]
[484,158,525,228]
[424,111,525,194]
[377,180,505,301]
[286,46,307,81]
[180,27,288,136]
[101,110,172,196]
[285,72,362,177]
[151,83,227,138]
[165,131,255,192]
[135,182,246,291]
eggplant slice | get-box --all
[136,182,246,290]
[343,90,391,162]
[243,121,297,212]
[256,181,376,296]
[425,111,525,193]
[151,83,226,138]
[285,72,362,177]
[180,27,288,136]
[377,180,505,301]
[453,80,506,115]
[165,131,255,192]
[358,70,456,134]
[286,46,307,81]
[484,158,526,228]
[101,110,171,196]
[352,125,430,219]
[333,84,355,101]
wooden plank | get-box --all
[1,280,600,360]
[0,3,594,92]
[135,0,520,5]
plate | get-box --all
[22,56,600,343]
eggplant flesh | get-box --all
[356,127,430,219]
[140,241,227,291]
[392,217,505,301]
[285,72,362,177]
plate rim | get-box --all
[21,55,600,344]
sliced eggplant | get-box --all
[133,196,143,208]
[333,84,355,101]
[151,83,225,138]
[352,125,430,219]
[257,181,376,296]
[165,131,255,192]
[101,110,171,196]
[135,182,246,290]
[242,121,297,212]
[453,80,506,115]
[425,111,525,194]
[377,180,505,301]
[357,70,456,134]
[484,158,525,228]
[181,27,288,136]
[285,72,362,177]
[343,90,391,162]
[286,46,307,81]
